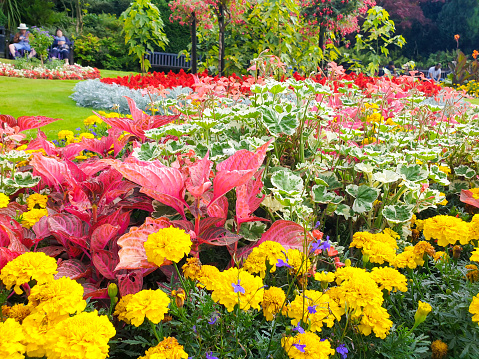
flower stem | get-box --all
[149,320,161,344]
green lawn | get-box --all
[0,59,137,138]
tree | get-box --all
[377,0,445,30]
[0,0,20,29]
[121,0,169,73]
[169,0,248,76]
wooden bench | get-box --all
[145,52,192,69]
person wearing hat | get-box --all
[9,23,36,59]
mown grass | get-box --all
[0,58,137,138]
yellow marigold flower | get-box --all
[1,303,31,323]
[437,192,448,206]
[434,251,448,262]
[288,290,343,332]
[21,310,53,357]
[351,231,397,265]
[466,264,479,282]
[28,277,87,321]
[16,144,27,151]
[314,271,335,290]
[113,294,133,324]
[471,247,479,262]
[431,339,448,359]
[83,115,103,126]
[282,332,335,359]
[197,265,220,290]
[469,188,479,199]
[367,112,384,123]
[469,214,479,240]
[394,247,422,269]
[423,215,470,247]
[57,130,74,140]
[139,337,188,359]
[0,252,57,294]
[470,294,479,324]
[210,267,264,312]
[21,208,48,228]
[182,257,202,281]
[44,311,116,359]
[438,165,451,175]
[286,249,311,276]
[262,286,286,321]
[0,318,25,359]
[124,289,170,327]
[79,132,95,140]
[356,304,393,339]
[383,228,400,240]
[243,240,286,278]
[0,193,9,208]
[26,193,48,210]
[144,226,192,266]
[414,300,432,326]
[370,267,408,292]
[415,218,425,231]
[413,241,436,258]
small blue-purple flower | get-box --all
[276,258,292,269]
[336,344,348,359]
[293,340,306,353]
[232,279,245,294]
[307,305,317,314]
[208,315,218,325]
[293,324,305,334]
[206,352,219,359]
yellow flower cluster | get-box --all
[145,226,192,266]
[26,193,48,210]
[423,215,471,247]
[243,240,287,277]
[0,252,57,294]
[470,294,479,324]
[0,252,115,359]
[370,266,408,292]
[209,267,264,312]
[57,130,74,141]
[21,208,48,228]
[262,286,287,321]
[83,114,103,126]
[0,193,9,208]
[351,231,397,264]
[282,332,335,359]
[116,289,170,327]
[139,337,188,359]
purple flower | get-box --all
[276,258,292,268]
[315,220,321,228]
[293,324,305,334]
[293,340,306,353]
[232,280,245,294]
[208,315,218,325]
[307,305,317,314]
[206,352,219,359]
[336,344,348,359]
[192,325,197,333]
[311,236,331,253]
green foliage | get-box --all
[29,27,54,65]
[73,33,101,67]
[448,50,479,86]
[0,8,7,26]
[152,0,190,54]
[0,0,20,30]
[121,0,169,73]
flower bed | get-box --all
[0,62,100,80]
[1,65,479,359]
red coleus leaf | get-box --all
[117,270,144,296]
[36,246,65,257]
[210,139,272,207]
[15,115,60,132]
[30,153,70,192]
[235,169,268,230]
[55,259,91,280]
[460,190,479,208]
[115,217,172,271]
[44,214,90,250]
[235,220,313,261]
[103,157,188,218]
[185,151,213,198]
[0,247,21,270]
[91,224,120,252]
[82,283,108,300]
[92,250,119,280]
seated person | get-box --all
[428,63,442,82]
[384,61,397,76]
[51,28,72,64]
[9,23,36,59]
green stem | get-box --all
[150,320,161,344]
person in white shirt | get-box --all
[428,63,442,82]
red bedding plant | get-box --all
[0,63,100,80]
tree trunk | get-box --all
[318,28,325,70]
[191,12,197,74]
[218,5,225,77]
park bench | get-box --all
[146,52,192,69]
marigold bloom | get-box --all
[431,339,448,359]
[466,264,479,282]
[394,247,423,269]
[28,276,87,321]
[314,271,335,289]
[182,257,202,280]
[282,332,335,359]
[262,286,286,321]
[44,311,116,359]
[79,132,95,140]
[288,290,343,332]
[57,130,74,140]
[469,294,479,323]
[243,241,286,277]
[0,193,9,208]
[469,215,479,240]
[0,318,25,359]
[139,337,188,359]
[370,267,408,292]
[0,252,57,294]
[471,247,479,262]
[356,304,393,339]
[21,208,48,228]
[351,231,397,265]
[1,303,31,323]
[286,249,312,276]
[26,193,48,210]
[114,294,133,324]
[414,300,432,326]
[423,215,470,247]
[124,289,170,327]
[144,226,192,266]
[197,265,221,290]
[210,267,264,312]
[83,115,103,126]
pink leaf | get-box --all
[236,169,267,229]
[82,283,108,300]
[30,154,69,191]
[16,115,60,132]
[91,224,120,252]
[0,248,21,270]
[117,270,144,296]
[55,259,91,280]
[46,214,90,249]
[460,190,479,208]
[115,217,172,270]
[0,114,17,128]
[92,250,119,280]
[200,227,242,246]
[36,246,65,257]
[185,152,213,198]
